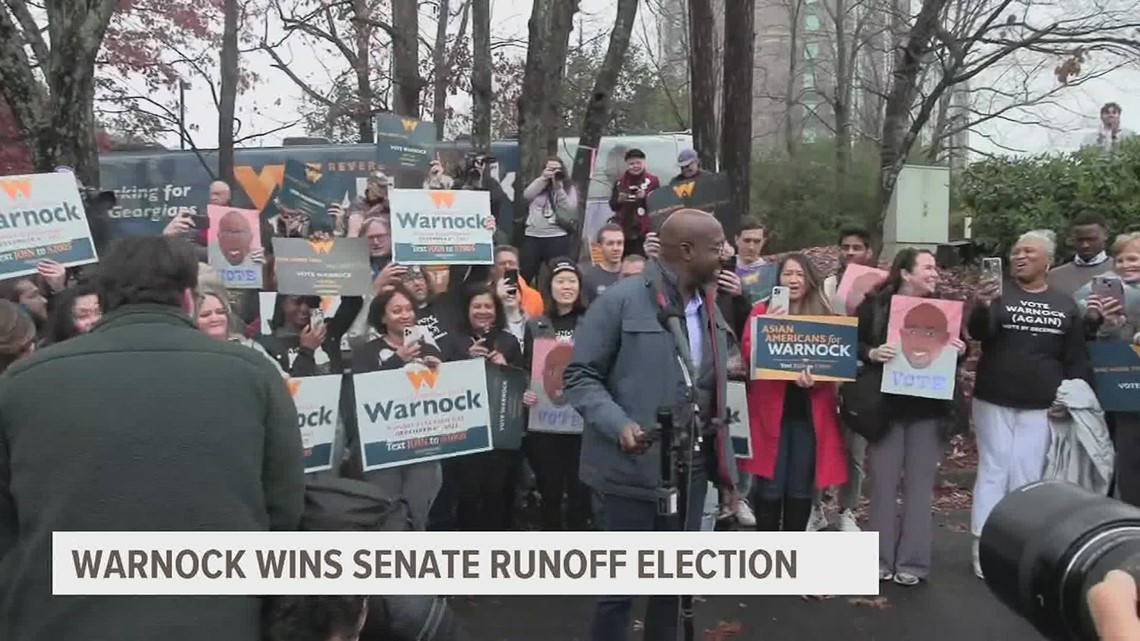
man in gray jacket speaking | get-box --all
[563,209,738,641]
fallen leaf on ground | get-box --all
[703,620,744,641]
[944,521,969,533]
[848,596,892,610]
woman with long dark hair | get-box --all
[860,249,967,586]
[521,257,591,530]
[259,293,363,377]
[520,157,578,282]
[44,280,102,345]
[451,283,525,531]
[738,254,848,532]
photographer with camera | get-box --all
[563,209,737,641]
[521,158,578,283]
[459,152,510,243]
[608,148,660,258]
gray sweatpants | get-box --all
[867,417,941,577]
[364,461,444,531]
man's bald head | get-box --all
[658,209,725,289]
[209,180,231,206]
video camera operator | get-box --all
[562,208,737,641]
[458,152,510,245]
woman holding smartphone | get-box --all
[259,294,363,377]
[349,284,444,531]
[520,158,578,282]
[1076,232,1140,506]
[738,254,848,532]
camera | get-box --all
[980,481,1140,641]
[553,169,565,181]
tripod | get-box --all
[655,406,700,641]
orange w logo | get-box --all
[401,118,419,132]
[406,367,439,391]
[304,162,323,183]
[0,179,32,199]
[233,164,285,211]
[429,191,455,208]
[286,378,302,396]
[309,240,335,254]
[672,181,695,198]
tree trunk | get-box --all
[567,0,639,261]
[832,0,850,199]
[391,0,421,118]
[353,0,375,143]
[540,2,576,154]
[783,0,801,158]
[877,0,949,234]
[515,0,578,237]
[471,0,492,150]
[718,0,755,238]
[689,0,718,167]
[218,0,239,187]
[432,0,452,141]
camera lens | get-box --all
[981,481,1140,641]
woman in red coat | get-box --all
[739,254,849,531]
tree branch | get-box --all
[3,0,48,68]
[259,41,337,107]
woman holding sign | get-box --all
[859,249,968,586]
[739,254,848,533]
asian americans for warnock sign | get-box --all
[388,189,494,265]
[750,315,859,382]
[354,358,493,470]
[0,172,99,279]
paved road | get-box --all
[449,462,1045,641]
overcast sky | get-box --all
[160,0,1139,158]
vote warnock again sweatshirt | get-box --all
[967,284,1092,410]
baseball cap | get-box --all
[549,257,579,277]
[677,148,699,167]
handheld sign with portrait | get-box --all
[0,172,98,279]
[389,189,494,265]
[287,375,343,474]
[1088,342,1140,412]
[726,381,753,459]
[835,264,889,316]
[880,296,963,400]
[355,358,493,470]
[376,113,438,172]
[750,315,859,382]
[207,205,263,289]
[528,338,584,434]
[271,237,372,296]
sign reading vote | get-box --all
[528,338,584,434]
[376,113,437,172]
[272,237,371,297]
[1089,342,1140,412]
[0,172,99,278]
[389,189,494,265]
[207,205,263,289]
[880,296,963,400]
[750,315,859,382]
[354,358,493,471]
[287,375,343,473]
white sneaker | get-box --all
[837,509,861,532]
[736,499,757,527]
[972,538,984,579]
[806,504,829,531]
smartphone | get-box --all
[982,257,1004,296]
[400,265,422,282]
[403,326,421,344]
[720,255,738,272]
[309,308,325,330]
[504,268,520,294]
[770,286,790,312]
[1092,275,1126,311]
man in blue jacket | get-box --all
[563,208,738,641]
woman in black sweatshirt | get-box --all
[521,257,591,531]
[258,294,363,376]
[450,282,526,531]
[966,229,1091,579]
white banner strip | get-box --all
[52,531,879,596]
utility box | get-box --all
[882,164,950,262]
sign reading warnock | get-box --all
[750,315,860,382]
[389,189,494,264]
[376,113,438,171]
[288,375,343,474]
[0,172,99,279]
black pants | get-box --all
[427,458,459,530]
[623,235,645,259]
[520,234,570,283]
[454,450,519,531]
[525,432,591,531]
[1113,413,1140,507]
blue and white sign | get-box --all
[389,189,494,265]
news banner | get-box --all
[52,532,878,596]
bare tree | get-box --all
[219,0,240,187]
[689,0,718,165]
[0,0,118,184]
[471,0,492,149]
[566,0,639,260]
[720,0,756,229]
[432,0,471,141]
[391,0,421,117]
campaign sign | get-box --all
[207,205,263,289]
[834,264,888,316]
[881,296,963,400]
[0,172,99,278]
[259,293,340,335]
[277,159,336,233]
[272,237,371,297]
[1088,342,1140,412]
[750,315,859,382]
[726,381,752,459]
[389,189,494,265]
[355,358,493,470]
[486,363,528,451]
[376,113,438,172]
[287,375,342,474]
[528,338,584,434]
[739,263,778,305]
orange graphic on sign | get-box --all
[286,378,302,396]
[0,179,32,199]
[406,367,439,390]
[401,119,419,132]
[672,181,695,198]
[233,164,286,211]
[309,240,335,254]
[429,191,455,208]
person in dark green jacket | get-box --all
[0,236,304,641]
